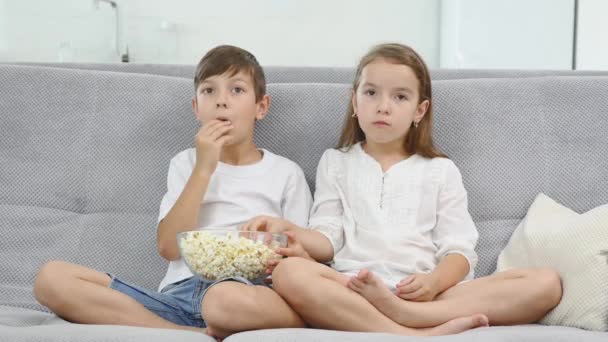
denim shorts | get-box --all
[107,274,266,328]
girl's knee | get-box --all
[535,268,562,305]
[272,257,314,294]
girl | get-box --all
[242,43,561,335]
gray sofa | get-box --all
[1,63,607,341]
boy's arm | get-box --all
[156,167,211,261]
[157,119,233,261]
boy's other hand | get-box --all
[194,119,233,175]
[240,215,293,233]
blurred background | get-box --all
[0,0,606,69]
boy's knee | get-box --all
[201,282,258,325]
[34,260,70,306]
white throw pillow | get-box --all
[496,193,608,331]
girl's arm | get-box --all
[429,253,470,293]
[241,215,335,263]
[243,150,345,263]
[431,160,479,283]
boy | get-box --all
[33,45,312,338]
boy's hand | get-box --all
[265,231,313,283]
[394,273,440,302]
[240,215,293,233]
[194,119,233,175]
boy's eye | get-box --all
[232,87,244,94]
[364,89,376,96]
[201,88,213,94]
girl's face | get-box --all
[352,58,429,147]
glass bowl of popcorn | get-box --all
[177,230,287,283]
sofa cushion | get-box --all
[496,193,608,331]
[2,65,608,316]
[0,65,195,311]
[431,76,608,276]
[227,325,608,342]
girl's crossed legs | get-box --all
[271,257,489,336]
[347,267,562,328]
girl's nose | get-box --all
[377,97,390,114]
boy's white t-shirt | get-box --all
[157,148,312,291]
[310,143,479,288]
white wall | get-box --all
[439,0,575,69]
[0,0,440,67]
[576,0,608,70]
[0,1,117,62]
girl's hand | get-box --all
[264,231,313,282]
[240,215,294,233]
[395,273,440,302]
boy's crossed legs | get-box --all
[34,260,205,333]
[33,260,305,338]
[347,267,562,328]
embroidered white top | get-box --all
[310,143,478,287]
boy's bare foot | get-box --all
[347,269,404,321]
[424,314,489,336]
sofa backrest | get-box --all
[10,62,608,83]
[1,64,607,312]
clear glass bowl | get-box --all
[177,230,287,283]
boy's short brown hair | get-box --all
[194,45,266,102]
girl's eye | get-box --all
[364,89,376,96]
[233,87,244,94]
[396,94,408,101]
[201,88,213,94]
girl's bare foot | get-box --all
[424,314,489,336]
[348,269,490,335]
[347,269,405,322]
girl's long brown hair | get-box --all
[337,43,447,159]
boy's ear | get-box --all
[192,96,201,122]
[255,94,271,121]
[415,99,430,123]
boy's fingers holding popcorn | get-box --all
[240,216,266,231]
[250,216,270,231]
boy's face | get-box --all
[192,70,269,146]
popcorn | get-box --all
[179,231,283,281]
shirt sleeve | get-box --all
[157,153,191,223]
[308,150,346,255]
[432,160,479,278]
[281,165,313,228]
